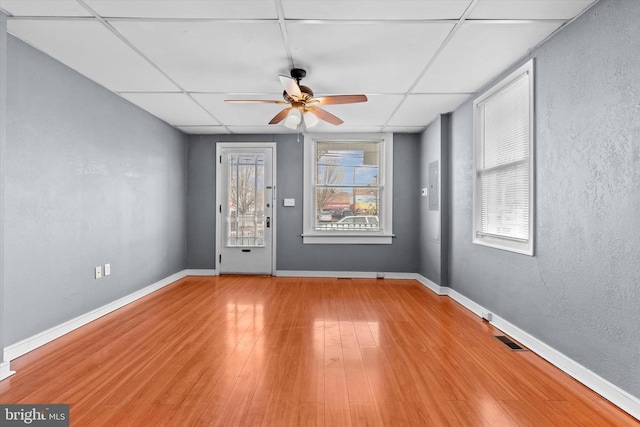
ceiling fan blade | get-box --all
[269,107,292,124]
[307,107,344,126]
[279,75,302,99]
[313,94,368,105]
[224,99,286,104]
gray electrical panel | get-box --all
[429,161,439,211]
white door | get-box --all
[217,144,275,275]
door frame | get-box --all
[215,142,277,275]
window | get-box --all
[473,60,534,255]
[303,133,393,244]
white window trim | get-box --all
[473,60,535,255]
[302,133,393,245]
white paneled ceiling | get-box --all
[0,0,598,135]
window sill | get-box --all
[302,233,394,245]
[473,236,533,256]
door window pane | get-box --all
[226,153,265,247]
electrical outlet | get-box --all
[104,263,111,276]
[95,266,102,279]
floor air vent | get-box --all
[494,335,526,351]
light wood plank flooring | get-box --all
[0,276,637,426]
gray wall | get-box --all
[5,36,188,344]
[186,135,217,269]
[0,13,7,359]
[186,133,283,269]
[447,0,640,398]
[418,114,450,285]
[186,133,421,273]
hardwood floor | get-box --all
[0,276,637,426]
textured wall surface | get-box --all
[0,13,7,356]
[449,0,640,398]
[278,132,421,273]
[5,36,187,344]
[186,135,217,269]
[186,134,282,269]
[419,117,443,283]
[419,115,451,285]
[186,133,421,273]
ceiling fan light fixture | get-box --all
[284,108,302,129]
[303,111,319,128]
[226,68,367,127]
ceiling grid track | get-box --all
[382,0,481,132]
[75,0,232,134]
[1,0,598,134]
[275,0,296,72]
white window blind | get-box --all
[474,60,534,255]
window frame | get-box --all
[473,60,535,255]
[302,133,393,245]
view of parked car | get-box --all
[337,215,379,225]
[317,211,333,222]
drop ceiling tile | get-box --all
[384,126,428,133]
[111,21,287,92]
[469,0,596,20]
[0,0,91,17]
[2,0,592,135]
[85,0,277,19]
[7,19,179,92]
[388,94,471,127]
[282,0,472,20]
[120,93,220,126]
[287,21,455,94]
[227,125,300,134]
[177,125,230,135]
[304,125,385,134]
[415,21,562,93]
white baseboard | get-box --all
[275,270,418,280]
[0,361,15,381]
[383,272,418,280]
[413,275,640,422]
[4,270,189,362]
[185,269,218,276]
[488,312,640,421]
[415,273,447,295]
[276,270,377,278]
[446,288,488,318]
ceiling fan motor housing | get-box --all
[283,85,313,102]
[290,68,307,81]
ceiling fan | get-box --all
[224,68,367,129]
